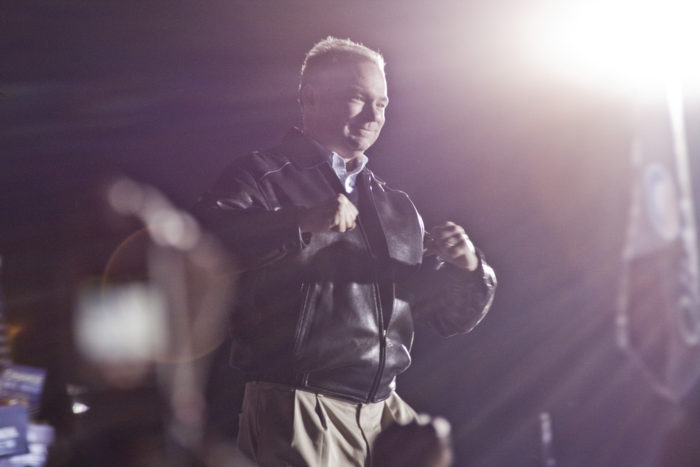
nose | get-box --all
[362,102,384,124]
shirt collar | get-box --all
[329,152,368,193]
[330,151,368,176]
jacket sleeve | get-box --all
[192,161,308,270]
[403,249,497,337]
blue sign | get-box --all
[0,365,46,416]
[0,405,28,458]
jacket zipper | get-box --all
[357,216,387,402]
[293,282,313,356]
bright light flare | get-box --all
[524,0,700,95]
[107,178,202,250]
[71,401,90,415]
[75,284,168,363]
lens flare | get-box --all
[524,0,700,95]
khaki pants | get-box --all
[237,382,418,467]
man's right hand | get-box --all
[298,194,359,233]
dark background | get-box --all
[2,1,700,465]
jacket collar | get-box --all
[279,127,333,170]
[280,128,423,267]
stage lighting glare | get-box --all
[525,0,700,95]
[108,178,202,250]
[71,401,90,415]
[75,284,168,364]
[108,178,145,216]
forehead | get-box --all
[315,59,387,93]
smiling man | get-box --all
[300,51,388,164]
[195,37,496,466]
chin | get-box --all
[346,137,376,153]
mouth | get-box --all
[352,127,375,136]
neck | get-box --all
[343,155,363,172]
[302,129,365,166]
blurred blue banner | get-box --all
[617,90,700,401]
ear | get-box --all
[300,83,316,109]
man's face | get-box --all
[302,59,388,160]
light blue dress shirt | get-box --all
[329,152,369,193]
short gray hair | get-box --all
[299,36,385,94]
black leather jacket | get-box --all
[194,129,496,403]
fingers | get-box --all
[429,222,468,247]
[298,194,359,233]
[427,221,479,271]
[330,194,358,232]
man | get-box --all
[194,37,496,466]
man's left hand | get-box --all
[425,221,479,271]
